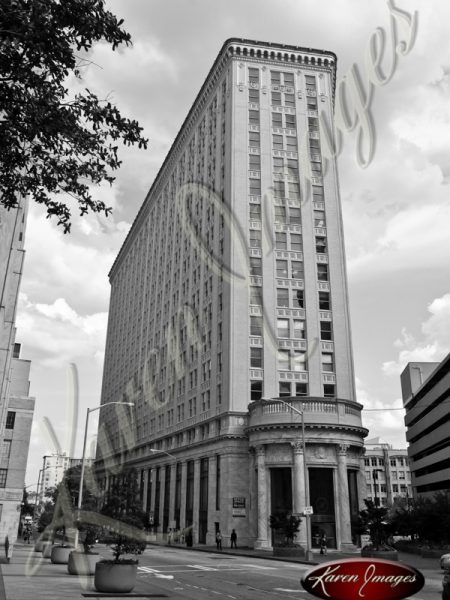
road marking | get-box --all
[187,564,218,571]
[273,588,303,593]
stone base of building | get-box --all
[254,540,272,551]
[339,542,360,553]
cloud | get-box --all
[382,293,450,375]
[17,294,108,368]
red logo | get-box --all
[301,558,425,600]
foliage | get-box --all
[269,514,302,547]
[389,492,450,546]
[357,499,393,550]
[100,470,147,562]
[0,0,148,232]
[21,488,34,516]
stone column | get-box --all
[179,461,187,532]
[159,467,166,536]
[142,469,149,512]
[357,453,368,510]
[337,444,357,551]
[291,441,307,546]
[169,463,177,529]
[254,445,270,549]
[192,458,201,544]
[149,468,156,517]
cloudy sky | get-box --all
[19,0,450,485]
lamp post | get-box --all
[261,397,313,561]
[74,401,134,549]
[372,469,382,507]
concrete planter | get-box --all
[42,541,54,558]
[34,540,45,552]
[94,560,138,593]
[68,551,101,575]
[273,546,305,558]
[51,545,74,564]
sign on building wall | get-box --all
[232,497,246,517]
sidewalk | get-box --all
[0,539,442,600]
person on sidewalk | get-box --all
[230,529,237,549]
[320,534,327,556]
[216,530,222,550]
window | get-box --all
[390,459,396,467]
[275,232,287,250]
[289,206,301,223]
[322,353,334,372]
[278,350,290,370]
[0,440,11,460]
[251,380,263,400]
[320,321,332,341]
[271,71,281,85]
[250,316,263,336]
[277,288,289,307]
[295,382,308,396]
[249,203,261,220]
[249,110,259,125]
[249,132,260,147]
[288,183,300,201]
[249,178,261,195]
[249,88,259,103]
[316,237,327,253]
[287,159,298,174]
[277,319,289,338]
[5,412,15,430]
[285,93,295,107]
[290,233,302,252]
[311,161,322,175]
[371,458,377,466]
[292,289,304,308]
[279,382,291,397]
[273,134,283,150]
[399,471,405,480]
[251,347,263,368]
[309,138,321,150]
[293,351,307,371]
[305,75,316,86]
[307,96,318,109]
[314,210,326,227]
[392,484,399,493]
[250,257,262,276]
[285,114,296,129]
[391,471,397,480]
[272,112,283,128]
[308,117,319,131]
[0,469,7,488]
[250,230,261,248]
[273,157,284,173]
[250,287,263,306]
[273,180,285,197]
[293,320,306,339]
[317,264,328,281]
[276,260,288,278]
[291,261,303,279]
[286,136,297,151]
[284,72,294,86]
[319,291,330,310]
[249,154,261,170]
[313,186,324,201]
[271,91,281,106]
[380,484,387,493]
[249,68,259,84]
[324,384,335,397]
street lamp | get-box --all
[74,401,134,549]
[372,469,383,507]
[261,397,313,561]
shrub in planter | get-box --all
[357,500,398,560]
[51,544,74,564]
[68,521,101,575]
[94,473,147,593]
[269,514,304,556]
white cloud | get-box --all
[382,293,450,375]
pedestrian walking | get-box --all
[4,535,10,562]
[320,534,327,556]
[216,530,222,550]
[230,529,237,549]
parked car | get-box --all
[442,568,450,600]
[441,554,450,570]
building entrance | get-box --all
[309,467,336,549]
[270,467,293,546]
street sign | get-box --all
[303,506,314,515]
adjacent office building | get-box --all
[364,437,411,507]
[95,39,368,550]
[0,201,35,544]
[401,357,450,499]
